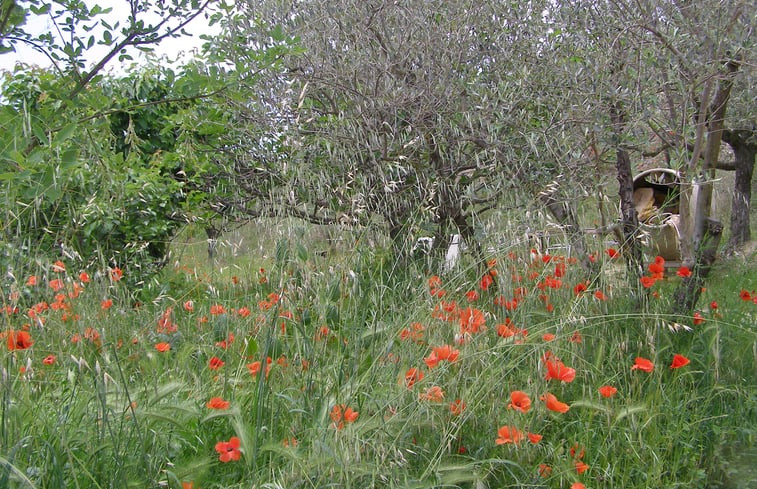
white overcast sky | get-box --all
[0,2,219,74]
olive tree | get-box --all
[222,0,565,261]
[545,0,754,310]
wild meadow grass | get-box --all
[1,228,755,488]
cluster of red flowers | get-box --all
[409,249,719,485]
[330,404,359,429]
[424,344,459,368]
[641,256,666,288]
[631,354,691,372]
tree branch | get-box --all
[1,36,67,76]
[68,0,214,99]
[132,0,214,46]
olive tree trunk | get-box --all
[721,129,756,254]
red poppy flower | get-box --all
[676,266,692,278]
[424,345,459,369]
[670,354,690,369]
[508,390,531,413]
[541,392,570,413]
[42,354,56,365]
[84,328,100,344]
[480,274,494,291]
[640,276,657,288]
[214,436,241,462]
[527,432,543,444]
[52,260,66,273]
[449,399,466,416]
[459,307,486,334]
[400,322,425,342]
[502,298,518,311]
[538,464,552,477]
[79,272,90,283]
[575,461,590,474]
[544,356,576,383]
[542,333,555,342]
[209,356,225,370]
[6,330,33,350]
[210,304,226,315]
[49,279,65,291]
[26,275,38,286]
[330,404,358,429]
[543,276,562,289]
[594,290,607,301]
[247,361,271,378]
[570,443,585,459]
[430,287,446,298]
[496,322,517,338]
[739,289,752,301]
[495,425,524,445]
[693,311,704,325]
[109,267,123,281]
[101,299,113,310]
[207,397,230,409]
[571,483,586,489]
[419,385,445,402]
[606,248,619,259]
[598,385,617,398]
[154,342,171,352]
[709,301,718,310]
[403,367,424,388]
[631,357,654,373]
[428,275,442,289]
[573,282,588,296]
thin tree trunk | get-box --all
[722,129,756,254]
[692,60,739,247]
[453,212,484,273]
[674,59,739,313]
[205,226,221,261]
[610,103,644,287]
[672,218,723,315]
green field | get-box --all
[2,218,755,489]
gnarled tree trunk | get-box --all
[610,103,644,288]
[722,129,756,254]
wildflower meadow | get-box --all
[1,2,755,488]
[1,226,755,489]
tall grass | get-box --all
[1,219,755,488]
